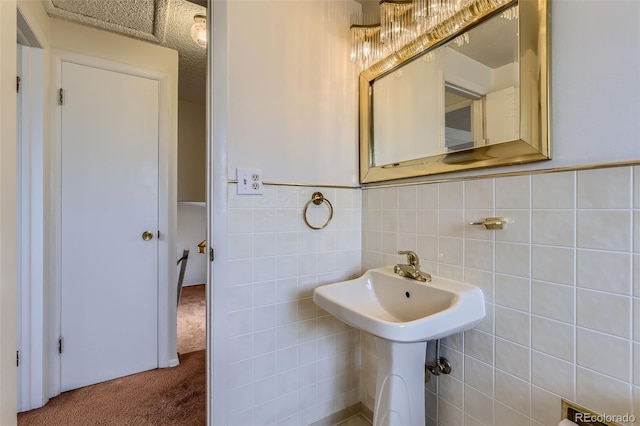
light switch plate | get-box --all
[236,168,263,195]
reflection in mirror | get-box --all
[444,83,482,152]
[359,0,549,183]
[371,5,519,167]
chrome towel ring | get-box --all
[303,191,333,230]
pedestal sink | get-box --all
[312,266,485,426]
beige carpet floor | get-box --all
[17,350,206,426]
[18,285,207,425]
[178,284,206,354]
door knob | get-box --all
[142,231,154,241]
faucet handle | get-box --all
[397,250,420,266]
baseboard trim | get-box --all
[310,403,363,426]
[361,405,373,424]
[168,356,180,367]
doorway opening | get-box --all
[176,200,208,357]
[16,0,210,423]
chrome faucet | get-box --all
[394,250,432,282]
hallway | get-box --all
[18,284,207,425]
[17,350,205,426]
[178,284,206,355]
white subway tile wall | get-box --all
[361,165,640,426]
[227,184,362,425]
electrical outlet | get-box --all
[236,168,263,195]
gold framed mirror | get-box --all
[359,0,550,183]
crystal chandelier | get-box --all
[350,17,385,71]
[452,32,469,47]
[350,0,464,71]
[413,0,449,34]
[350,0,516,71]
[500,6,518,20]
[379,0,416,53]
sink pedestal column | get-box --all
[373,338,427,426]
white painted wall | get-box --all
[0,2,18,424]
[178,100,206,202]
[546,0,640,166]
[227,0,360,187]
[177,202,206,287]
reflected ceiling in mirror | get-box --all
[359,0,549,183]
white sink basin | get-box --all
[313,266,485,426]
[313,266,486,342]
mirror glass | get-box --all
[359,0,549,183]
[372,9,519,166]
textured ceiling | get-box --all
[42,0,207,105]
[163,0,207,104]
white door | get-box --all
[60,61,159,391]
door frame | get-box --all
[17,42,47,412]
[209,0,229,423]
[47,49,177,397]
[1,2,18,422]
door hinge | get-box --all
[17,76,21,93]
[58,337,63,354]
[209,248,214,262]
[58,88,64,105]
[16,350,19,367]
